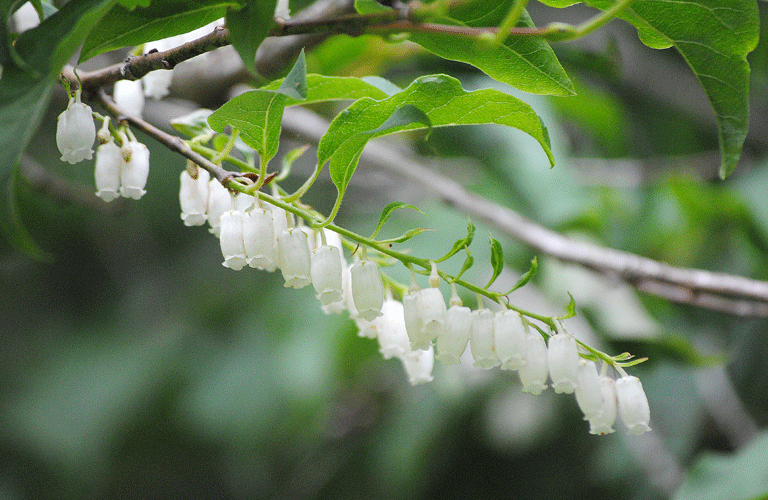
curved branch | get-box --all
[280,106,768,317]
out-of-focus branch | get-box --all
[281,106,768,317]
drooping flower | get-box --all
[575,360,603,420]
[243,207,277,271]
[179,167,210,226]
[206,179,232,236]
[350,260,384,321]
[94,141,122,202]
[470,308,499,369]
[494,309,527,370]
[403,291,426,349]
[119,141,150,199]
[56,90,96,164]
[518,331,549,395]
[277,227,312,288]
[399,346,435,385]
[589,377,617,435]
[219,210,247,270]
[436,303,472,364]
[113,79,145,118]
[616,375,651,435]
[311,245,344,306]
[142,37,177,100]
[418,287,447,345]
[547,333,580,394]
[375,299,412,359]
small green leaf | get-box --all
[371,201,423,239]
[436,218,475,262]
[408,2,574,96]
[536,0,581,6]
[226,0,276,73]
[584,0,759,177]
[503,256,538,295]
[377,227,431,244]
[615,357,648,368]
[275,50,307,100]
[453,250,474,282]
[485,235,504,288]
[557,292,577,319]
[354,0,391,14]
[80,0,234,62]
[319,74,554,207]
[170,108,215,138]
[276,144,310,181]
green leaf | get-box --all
[80,0,234,62]
[485,235,504,288]
[673,430,768,500]
[376,227,431,244]
[117,0,150,8]
[537,0,581,6]
[585,0,759,178]
[318,74,554,205]
[0,166,51,261]
[360,76,402,96]
[226,0,276,73]
[503,256,538,295]
[261,74,390,102]
[354,0,391,14]
[275,50,307,100]
[170,108,216,138]
[453,250,474,282]
[408,2,574,96]
[0,0,117,255]
[436,218,475,262]
[371,201,424,239]
[369,104,432,134]
[558,292,577,319]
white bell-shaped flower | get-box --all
[235,192,256,212]
[575,360,603,420]
[547,333,580,394]
[311,245,343,305]
[219,210,247,270]
[179,168,210,226]
[350,260,384,321]
[470,309,499,369]
[277,227,312,288]
[113,79,145,118]
[119,141,150,199]
[206,180,233,236]
[375,300,411,359]
[142,37,178,100]
[399,346,435,385]
[243,207,278,271]
[270,205,289,241]
[518,331,549,395]
[494,310,527,370]
[419,287,447,345]
[403,291,427,349]
[589,377,617,435]
[616,375,651,435]
[56,90,95,164]
[94,141,122,202]
[436,304,472,364]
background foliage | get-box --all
[1,0,768,498]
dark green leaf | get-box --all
[275,50,307,101]
[369,104,432,134]
[0,0,117,255]
[261,74,390,102]
[354,0,391,14]
[117,0,150,8]
[436,218,475,262]
[226,0,276,73]
[80,0,234,62]
[0,166,51,261]
[371,201,423,239]
[673,430,768,500]
[585,0,759,178]
[485,235,504,288]
[408,2,574,96]
[503,256,538,295]
[319,74,554,205]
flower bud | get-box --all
[119,141,150,199]
[547,333,580,394]
[56,91,95,164]
[94,141,122,202]
[350,260,384,321]
[243,207,278,271]
[589,377,617,435]
[311,245,343,305]
[494,310,526,370]
[616,375,651,435]
[470,309,499,369]
[219,210,247,270]
[113,79,145,118]
[179,168,210,226]
[435,304,472,364]
[575,360,602,420]
[518,331,548,395]
[399,346,435,385]
[278,228,312,288]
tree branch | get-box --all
[280,106,768,317]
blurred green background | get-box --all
[2,1,768,499]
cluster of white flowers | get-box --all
[56,91,150,202]
[178,168,651,436]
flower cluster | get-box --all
[178,171,651,436]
